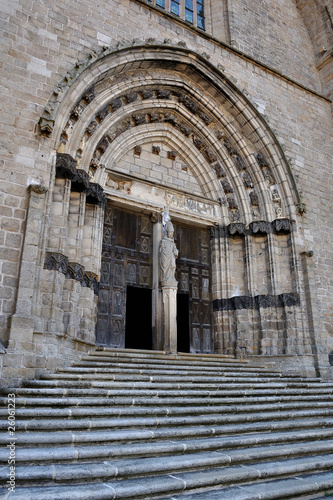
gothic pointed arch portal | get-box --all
[41,42,311,357]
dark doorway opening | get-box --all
[125,286,152,350]
[177,293,190,353]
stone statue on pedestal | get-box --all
[159,221,178,287]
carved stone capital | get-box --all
[85,182,107,206]
[228,222,246,236]
[250,220,270,234]
[56,153,77,177]
[272,218,292,233]
[44,252,69,274]
[83,271,100,295]
[66,262,85,283]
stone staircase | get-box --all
[1,348,333,500]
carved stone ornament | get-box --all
[178,94,200,114]
[66,262,85,283]
[233,154,246,172]
[56,153,106,205]
[213,292,300,311]
[110,97,122,111]
[256,152,269,168]
[228,222,246,236]
[125,92,138,103]
[134,145,142,156]
[82,271,100,295]
[203,149,217,164]
[271,188,281,203]
[227,197,239,211]
[250,220,270,234]
[152,146,160,155]
[167,151,177,160]
[156,89,171,99]
[133,114,147,125]
[141,89,154,100]
[28,183,48,194]
[242,172,253,188]
[278,293,300,307]
[211,161,226,179]
[85,182,107,206]
[70,169,90,191]
[44,252,69,274]
[234,296,255,310]
[249,190,260,207]
[159,221,179,287]
[272,218,291,233]
[296,202,307,215]
[56,153,77,177]
[221,179,233,194]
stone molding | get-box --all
[56,153,107,206]
[213,293,300,312]
[44,252,99,295]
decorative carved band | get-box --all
[218,218,293,238]
[213,293,300,312]
[44,252,99,295]
[56,153,107,206]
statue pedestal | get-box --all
[162,285,177,353]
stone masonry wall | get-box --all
[220,0,322,91]
[0,0,332,379]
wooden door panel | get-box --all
[96,206,153,347]
[175,223,213,353]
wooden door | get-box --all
[96,204,153,347]
[175,223,213,353]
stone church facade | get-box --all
[1,0,332,385]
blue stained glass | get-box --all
[170,0,179,15]
[185,0,193,9]
[197,15,205,29]
[185,10,193,23]
[156,0,165,6]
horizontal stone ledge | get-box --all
[213,293,300,311]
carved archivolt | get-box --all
[39,43,303,226]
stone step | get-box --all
[23,378,327,390]
[2,393,333,407]
[1,431,333,466]
[4,386,333,399]
[88,348,242,362]
[1,402,333,420]
[58,364,305,377]
[1,462,333,499]
[1,349,332,500]
[75,357,280,373]
[40,371,318,383]
[1,425,333,451]
[4,449,333,486]
[2,413,333,435]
